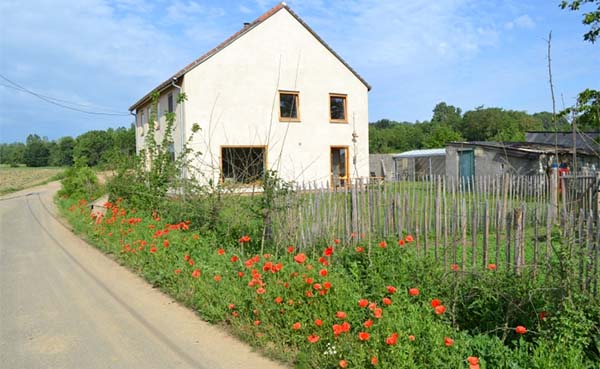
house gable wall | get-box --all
[181,8,369,185]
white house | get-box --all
[129,2,371,187]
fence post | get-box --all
[549,167,559,222]
[351,179,358,242]
[514,206,524,275]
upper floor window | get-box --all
[168,93,174,113]
[329,93,347,123]
[279,91,300,121]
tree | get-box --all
[23,134,50,167]
[560,0,600,43]
[431,102,462,130]
[73,130,113,167]
[50,136,75,166]
[0,143,25,166]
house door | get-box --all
[331,147,349,187]
[458,150,474,182]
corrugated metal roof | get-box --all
[393,148,446,159]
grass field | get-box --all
[0,165,64,195]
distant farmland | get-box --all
[0,166,64,195]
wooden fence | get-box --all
[271,172,599,296]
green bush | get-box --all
[58,164,102,200]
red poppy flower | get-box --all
[323,281,332,289]
[287,245,295,253]
[487,263,497,271]
[256,287,266,294]
[341,321,350,332]
[387,285,397,294]
[371,356,378,365]
[308,334,320,343]
[382,297,392,306]
[174,268,181,275]
[539,311,548,321]
[305,277,314,284]
[368,302,377,310]
[150,246,157,253]
[292,322,301,330]
[228,303,235,309]
[313,283,322,290]
[398,239,405,246]
[305,290,314,297]
[358,299,369,308]
[319,269,328,277]
[385,332,399,345]
[163,240,170,248]
[333,238,341,244]
[406,235,414,242]
[217,248,225,255]
[431,298,441,307]
[188,259,195,266]
[336,311,347,319]
[254,320,261,326]
[467,356,479,369]
[444,337,454,347]
[315,319,323,327]
[434,305,446,315]
[239,235,251,243]
[294,253,307,264]
[356,246,364,252]
[450,263,460,271]
[408,335,415,341]
[339,360,348,368]
[408,288,420,296]
[237,271,244,277]
[274,296,283,304]
[363,319,373,328]
[191,269,200,278]
[323,247,334,256]
[379,240,387,248]
[213,275,222,282]
[373,308,383,319]
[230,255,239,262]
[232,311,239,317]
[358,332,370,341]
[515,325,527,334]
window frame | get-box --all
[168,93,174,113]
[329,93,348,123]
[220,145,268,184]
[279,90,301,122]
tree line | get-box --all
[0,126,135,167]
[368,102,592,154]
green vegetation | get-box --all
[369,102,574,154]
[0,126,135,168]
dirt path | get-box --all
[0,182,290,369]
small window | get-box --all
[279,91,300,121]
[221,146,266,184]
[330,94,347,122]
[168,93,174,113]
[167,143,175,162]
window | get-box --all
[221,146,266,184]
[167,143,175,162]
[329,94,347,122]
[168,93,174,113]
[279,91,300,121]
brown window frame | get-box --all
[329,93,348,123]
[279,90,301,122]
[220,145,268,184]
[330,145,350,188]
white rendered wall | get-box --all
[181,9,369,186]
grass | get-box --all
[0,165,65,195]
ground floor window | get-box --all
[221,146,266,184]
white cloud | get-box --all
[505,14,535,30]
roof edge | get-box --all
[129,2,370,111]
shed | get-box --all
[393,148,446,180]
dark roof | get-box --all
[448,141,597,157]
[129,2,371,111]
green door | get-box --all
[458,150,474,179]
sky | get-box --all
[0,0,598,143]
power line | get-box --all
[0,74,131,116]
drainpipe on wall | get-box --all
[171,78,186,180]
[129,111,138,153]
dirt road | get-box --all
[0,182,289,369]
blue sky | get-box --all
[0,0,598,143]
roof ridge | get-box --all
[129,2,370,111]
